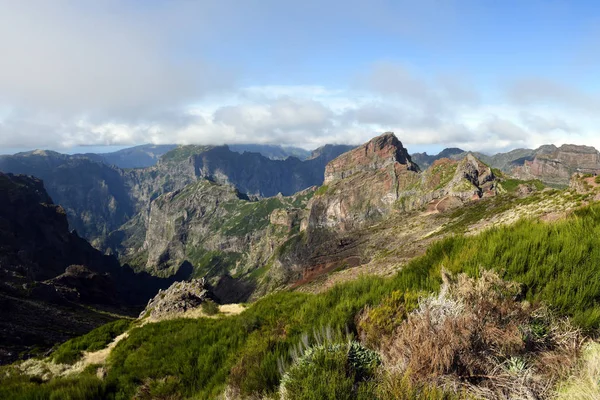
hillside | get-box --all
[0,173,182,364]
[2,178,599,399]
[2,133,600,399]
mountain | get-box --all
[153,144,355,197]
[0,144,353,245]
[6,133,600,399]
[0,173,183,364]
[228,144,312,160]
[79,144,178,169]
[0,151,133,246]
[107,133,500,303]
[511,144,600,186]
[410,147,465,169]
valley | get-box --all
[1,133,600,399]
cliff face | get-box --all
[262,134,499,291]
[0,152,134,246]
[307,133,420,232]
[105,177,314,301]
[305,134,496,233]
[513,144,600,186]
[0,172,184,364]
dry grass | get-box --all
[555,341,600,400]
[373,271,583,399]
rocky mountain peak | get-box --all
[324,132,418,183]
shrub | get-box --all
[201,300,219,316]
[279,341,379,400]
[595,176,600,184]
[377,272,582,399]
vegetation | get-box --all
[161,145,212,163]
[220,197,286,236]
[5,202,600,398]
[556,341,600,399]
[201,300,220,316]
[500,178,545,193]
[51,319,131,364]
[280,341,379,399]
[314,184,329,196]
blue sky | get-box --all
[0,0,599,155]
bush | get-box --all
[377,272,582,399]
[280,341,379,400]
[595,176,600,184]
[201,300,219,316]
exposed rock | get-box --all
[513,144,600,186]
[140,279,214,320]
[272,135,499,291]
[411,148,465,170]
[0,172,181,364]
[324,132,418,183]
[309,133,420,232]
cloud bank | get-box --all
[1,1,599,154]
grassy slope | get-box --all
[3,202,600,399]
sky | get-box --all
[0,0,599,155]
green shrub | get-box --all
[52,319,131,364]
[280,341,379,400]
[201,300,220,316]
[0,369,106,400]
[595,176,600,184]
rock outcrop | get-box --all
[305,134,496,233]
[140,279,215,320]
[513,144,600,186]
[307,133,420,232]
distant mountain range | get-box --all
[0,143,354,244]
[74,143,314,170]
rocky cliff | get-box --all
[305,133,496,233]
[257,134,499,291]
[104,176,315,301]
[0,144,353,246]
[513,144,600,186]
[0,151,134,246]
[0,173,181,364]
